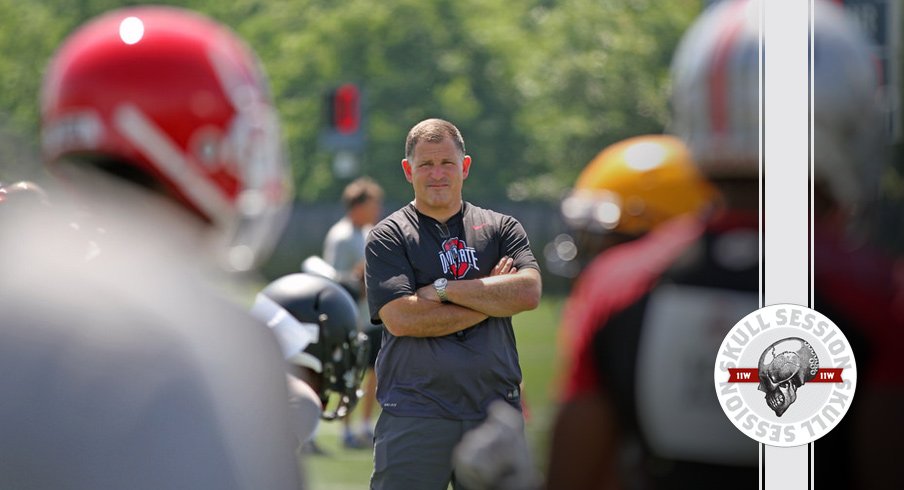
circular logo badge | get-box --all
[713,304,857,447]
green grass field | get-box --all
[304,295,566,489]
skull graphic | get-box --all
[757,337,819,417]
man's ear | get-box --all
[402,159,413,183]
[462,155,472,179]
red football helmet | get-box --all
[40,6,291,271]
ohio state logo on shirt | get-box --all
[438,237,479,279]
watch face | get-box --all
[435,278,447,288]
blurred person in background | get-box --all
[323,176,385,450]
[0,6,305,489]
[365,117,542,489]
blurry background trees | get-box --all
[0,0,699,200]
[3,0,901,278]
[0,0,700,281]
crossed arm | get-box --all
[378,257,542,338]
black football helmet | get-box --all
[256,272,369,420]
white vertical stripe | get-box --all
[762,0,811,488]
[764,0,809,307]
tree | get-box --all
[0,0,700,204]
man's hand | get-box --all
[444,259,541,317]
[491,256,517,276]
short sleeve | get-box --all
[499,216,539,273]
[365,222,416,324]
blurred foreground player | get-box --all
[549,94,758,490]
[0,6,304,489]
[453,135,717,489]
[548,133,723,485]
[452,1,900,488]
[673,1,903,487]
[250,272,370,446]
[548,1,901,489]
[556,134,715,270]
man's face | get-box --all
[402,137,471,214]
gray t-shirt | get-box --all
[323,216,369,299]
[365,202,539,420]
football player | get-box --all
[455,134,717,489]
[0,6,302,489]
[549,0,899,488]
[551,133,716,277]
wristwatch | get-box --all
[433,277,450,303]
